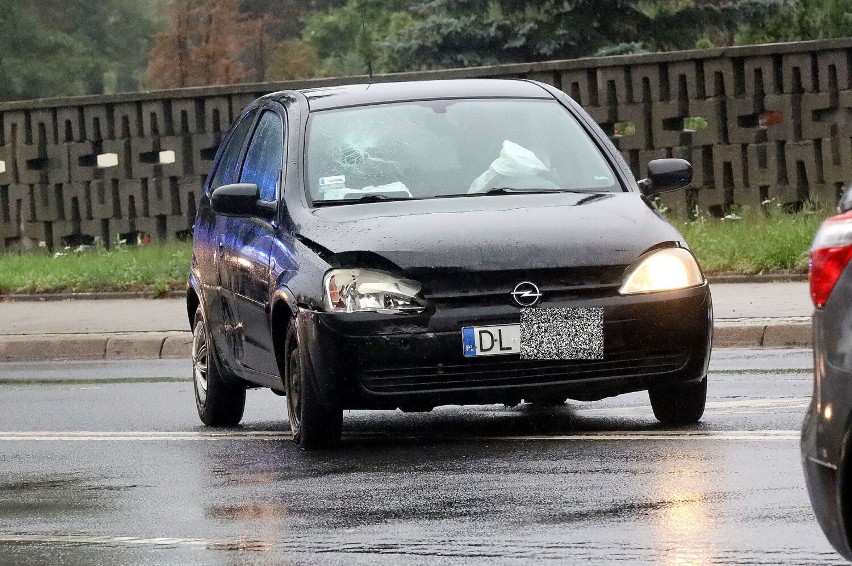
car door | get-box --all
[204,108,259,367]
[229,108,286,376]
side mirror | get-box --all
[211,183,275,218]
[839,183,852,213]
[638,158,693,197]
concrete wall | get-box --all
[2,38,852,251]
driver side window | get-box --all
[209,109,257,193]
[240,111,285,202]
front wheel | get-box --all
[284,323,343,449]
[192,306,246,426]
[648,377,707,425]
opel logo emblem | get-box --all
[511,281,542,307]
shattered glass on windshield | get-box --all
[306,98,619,204]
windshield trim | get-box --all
[302,96,627,208]
[311,188,609,207]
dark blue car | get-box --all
[188,79,713,449]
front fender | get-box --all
[295,308,345,411]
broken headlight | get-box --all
[323,269,426,313]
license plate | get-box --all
[462,308,604,360]
[462,324,520,357]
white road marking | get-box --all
[472,430,800,441]
[0,397,809,443]
[0,429,800,441]
[0,534,213,547]
[705,397,811,409]
[579,397,810,416]
[0,430,293,441]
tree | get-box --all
[35,0,159,94]
[146,0,254,89]
[0,0,158,101]
[387,0,646,69]
[192,0,253,85]
[0,0,94,101]
[736,0,852,44]
[388,0,787,70]
[302,0,417,75]
[146,0,196,88]
[266,40,323,81]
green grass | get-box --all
[0,207,829,294]
[670,206,826,275]
[0,242,191,295]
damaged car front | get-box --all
[267,80,712,448]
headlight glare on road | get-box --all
[619,247,704,295]
[323,269,426,313]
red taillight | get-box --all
[810,211,852,308]
[327,274,341,306]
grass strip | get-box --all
[669,206,825,275]
[0,242,191,295]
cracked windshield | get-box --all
[307,99,618,203]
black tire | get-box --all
[192,306,246,427]
[648,377,707,425]
[284,323,343,449]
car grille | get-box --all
[413,265,627,306]
[360,349,690,394]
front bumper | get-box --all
[298,283,712,410]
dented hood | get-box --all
[294,192,683,271]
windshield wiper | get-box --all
[314,194,413,206]
[480,187,591,196]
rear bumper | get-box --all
[298,283,712,410]
[802,446,850,560]
[802,308,852,560]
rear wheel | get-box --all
[648,377,707,425]
[192,306,246,426]
[284,324,343,449]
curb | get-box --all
[0,322,813,362]
[714,322,811,348]
[0,332,193,362]
[707,274,808,284]
[0,291,185,302]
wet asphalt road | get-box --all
[0,349,842,565]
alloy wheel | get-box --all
[287,348,303,432]
[192,318,209,406]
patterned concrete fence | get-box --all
[2,38,852,252]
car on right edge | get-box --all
[803,190,852,559]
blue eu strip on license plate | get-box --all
[462,326,477,357]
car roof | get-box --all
[292,79,554,111]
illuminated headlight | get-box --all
[323,269,426,313]
[619,247,704,295]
